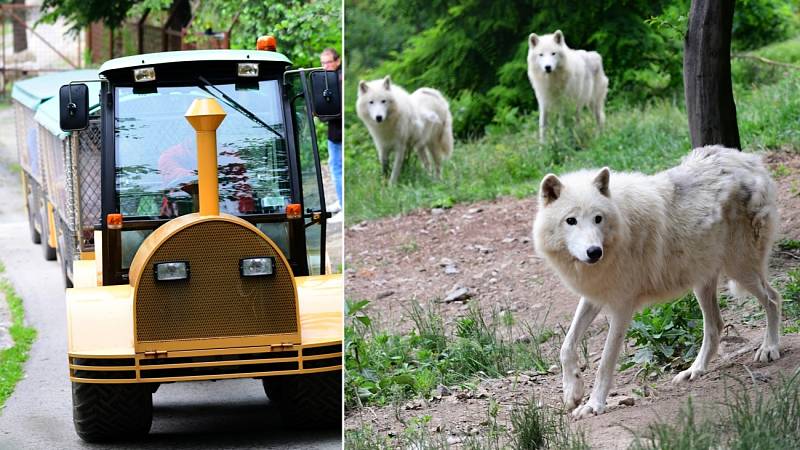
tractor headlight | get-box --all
[240,257,274,277]
[154,261,189,281]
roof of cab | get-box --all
[11,69,99,110]
[98,49,291,74]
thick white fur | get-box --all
[356,76,453,184]
[527,30,608,142]
[532,146,782,419]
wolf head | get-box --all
[528,30,566,75]
[533,167,622,266]
[356,76,396,124]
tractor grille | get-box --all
[135,220,297,343]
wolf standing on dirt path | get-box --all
[527,30,608,142]
[532,146,782,419]
[356,76,453,184]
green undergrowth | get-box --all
[346,394,588,450]
[0,262,37,409]
[345,299,555,409]
[630,371,800,450]
[346,38,800,224]
[782,268,800,333]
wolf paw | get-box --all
[754,344,781,363]
[571,399,605,420]
[563,378,584,411]
[672,366,704,383]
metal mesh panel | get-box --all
[13,101,41,182]
[135,220,298,343]
[73,120,102,252]
[39,126,69,221]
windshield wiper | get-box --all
[197,75,283,140]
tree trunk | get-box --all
[683,0,741,149]
[12,0,28,54]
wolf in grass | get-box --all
[532,146,782,419]
[527,30,608,142]
[356,76,453,184]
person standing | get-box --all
[320,47,343,223]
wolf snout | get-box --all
[375,115,384,123]
[586,246,603,263]
[544,65,552,73]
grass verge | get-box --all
[0,262,37,409]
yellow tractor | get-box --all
[57,48,342,441]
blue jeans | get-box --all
[328,140,342,205]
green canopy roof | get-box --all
[33,71,101,139]
[10,69,99,111]
[99,49,291,74]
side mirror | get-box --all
[309,70,341,119]
[59,84,89,131]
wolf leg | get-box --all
[389,145,406,185]
[538,106,548,142]
[377,145,391,178]
[573,305,632,419]
[673,277,723,383]
[561,297,601,411]
[738,277,782,362]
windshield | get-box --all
[114,80,290,218]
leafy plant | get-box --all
[623,294,704,373]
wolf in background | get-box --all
[532,146,782,419]
[527,30,608,142]
[356,76,453,184]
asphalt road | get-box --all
[0,107,341,449]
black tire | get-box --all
[40,206,56,261]
[263,371,342,428]
[72,382,153,443]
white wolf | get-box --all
[356,76,453,184]
[532,146,782,419]
[527,30,608,142]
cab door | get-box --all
[285,71,328,275]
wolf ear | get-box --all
[540,174,563,206]
[382,76,392,90]
[359,80,368,93]
[554,30,564,45]
[529,33,539,48]
[593,167,610,197]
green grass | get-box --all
[345,299,554,408]
[630,371,800,450]
[346,38,800,223]
[0,262,37,409]
[782,268,800,333]
[345,395,588,450]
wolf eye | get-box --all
[595,215,602,224]
[369,100,374,104]
[551,52,556,56]
[381,100,386,104]
[539,53,543,57]
[566,217,577,226]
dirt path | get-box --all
[344,151,800,448]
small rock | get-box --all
[435,384,452,397]
[439,258,454,267]
[431,208,445,215]
[502,237,517,244]
[444,264,460,275]
[442,287,472,303]
[468,427,480,435]
[548,364,559,374]
[376,291,394,300]
[618,397,635,407]
[446,436,462,445]
[468,207,483,214]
